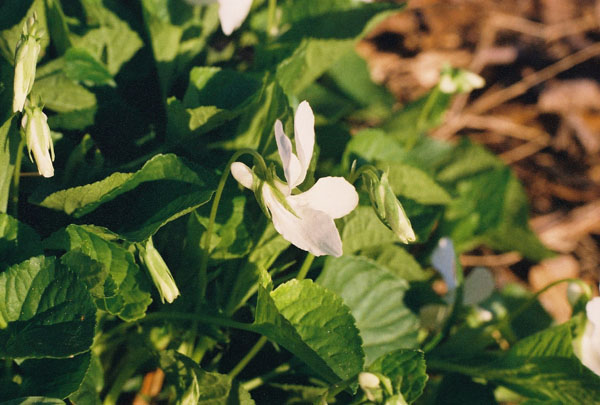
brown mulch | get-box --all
[360,0,600,322]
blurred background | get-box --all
[359,0,600,322]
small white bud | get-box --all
[22,105,54,178]
[13,14,42,113]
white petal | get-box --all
[581,298,600,376]
[231,162,254,189]
[293,100,315,181]
[431,237,457,291]
[275,119,302,190]
[218,0,253,36]
[263,186,343,257]
[287,177,358,219]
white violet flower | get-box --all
[578,297,600,376]
[184,0,253,36]
[22,105,54,178]
[231,101,358,257]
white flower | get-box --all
[231,101,358,257]
[579,297,600,376]
[13,14,42,113]
[22,106,54,178]
[184,0,253,36]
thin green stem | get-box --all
[8,135,25,216]
[103,348,147,405]
[197,149,268,300]
[348,163,379,184]
[504,278,583,325]
[97,311,257,346]
[190,149,267,361]
[296,252,315,281]
[416,86,440,133]
[267,0,277,36]
[228,336,268,379]
[242,364,290,391]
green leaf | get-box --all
[325,49,394,112]
[276,38,355,96]
[254,274,364,385]
[222,78,290,151]
[76,0,143,75]
[0,256,96,359]
[441,167,553,261]
[383,89,452,146]
[15,353,91,400]
[279,1,403,41]
[68,353,103,405]
[0,116,19,214]
[0,213,43,271]
[362,244,428,282]
[64,47,115,87]
[341,206,399,254]
[0,398,64,405]
[368,349,428,404]
[435,138,502,183]
[44,0,72,55]
[167,68,263,144]
[34,59,97,113]
[45,224,152,321]
[33,154,215,241]
[160,350,255,405]
[480,320,600,403]
[384,163,452,205]
[141,0,218,96]
[223,223,289,315]
[318,255,420,364]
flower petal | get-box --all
[275,119,302,190]
[293,100,315,181]
[263,186,343,257]
[218,0,253,36]
[431,237,457,291]
[287,176,358,219]
[231,162,254,190]
[581,297,600,376]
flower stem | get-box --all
[415,86,441,138]
[242,364,290,391]
[348,163,378,185]
[228,336,268,379]
[191,149,268,361]
[198,149,268,301]
[296,252,315,281]
[8,135,25,217]
[267,0,277,36]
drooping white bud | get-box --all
[22,105,54,178]
[13,13,42,113]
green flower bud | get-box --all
[365,171,416,244]
[139,237,180,304]
[13,13,42,113]
[22,105,54,178]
